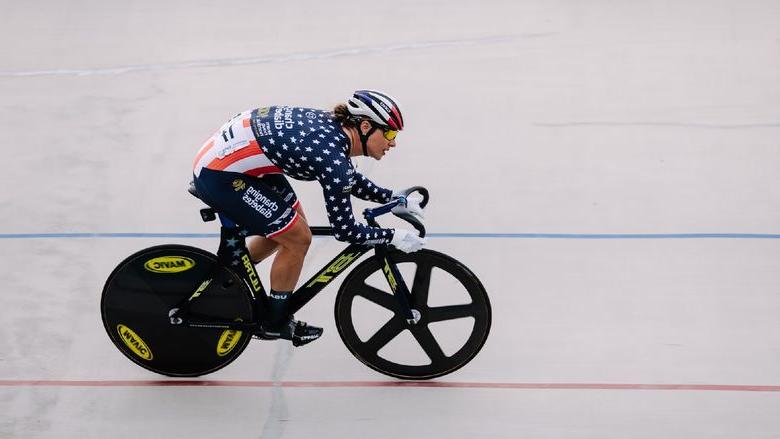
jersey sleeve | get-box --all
[307,126,394,245]
[351,172,392,203]
[321,183,394,245]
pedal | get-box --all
[252,320,323,346]
[252,323,281,340]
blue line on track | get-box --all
[1,233,780,239]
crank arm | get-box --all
[168,309,257,331]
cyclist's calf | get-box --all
[268,216,312,292]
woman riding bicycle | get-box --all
[191,90,426,346]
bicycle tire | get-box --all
[101,244,254,377]
[335,249,491,380]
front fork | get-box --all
[365,204,420,325]
[374,245,420,325]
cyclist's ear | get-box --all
[359,120,372,135]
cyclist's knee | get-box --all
[294,226,312,251]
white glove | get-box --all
[390,229,426,253]
[391,190,425,223]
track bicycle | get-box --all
[101,186,491,379]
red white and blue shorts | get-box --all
[193,168,301,238]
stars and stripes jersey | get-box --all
[193,106,394,245]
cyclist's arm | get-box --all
[351,172,392,204]
[322,183,394,245]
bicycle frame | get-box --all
[171,215,417,332]
[291,227,416,322]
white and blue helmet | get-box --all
[347,90,405,131]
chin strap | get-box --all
[354,119,378,156]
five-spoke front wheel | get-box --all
[335,249,491,380]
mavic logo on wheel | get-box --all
[217,328,243,357]
[305,253,361,287]
[144,256,195,273]
[116,324,153,361]
[383,260,398,292]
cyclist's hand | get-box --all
[391,190,425,223]
[391,229,426,253]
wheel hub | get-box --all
[408,308,422,324]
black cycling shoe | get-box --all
[255,317,323,347]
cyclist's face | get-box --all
[363,122,397,160]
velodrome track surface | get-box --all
[2,1,780,438]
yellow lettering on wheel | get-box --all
[216,329,243,357]
[117,324,153,361]
[144,256,196,273]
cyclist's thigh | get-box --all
[259,174,307,214]
[259,173,309,221]
[194,168,299,238]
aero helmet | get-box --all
[347,90,404,130]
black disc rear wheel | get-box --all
[101,245,254,377]
[335,249,491,380]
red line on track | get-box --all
[1,380,779,392]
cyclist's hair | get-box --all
[333,103,359,128]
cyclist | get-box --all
[192,90,426,346]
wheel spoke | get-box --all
[357,284,398,312]
[365,318,405,352]
[411,326,447,363]
[426,304,475,323]
[411,261,433,307]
